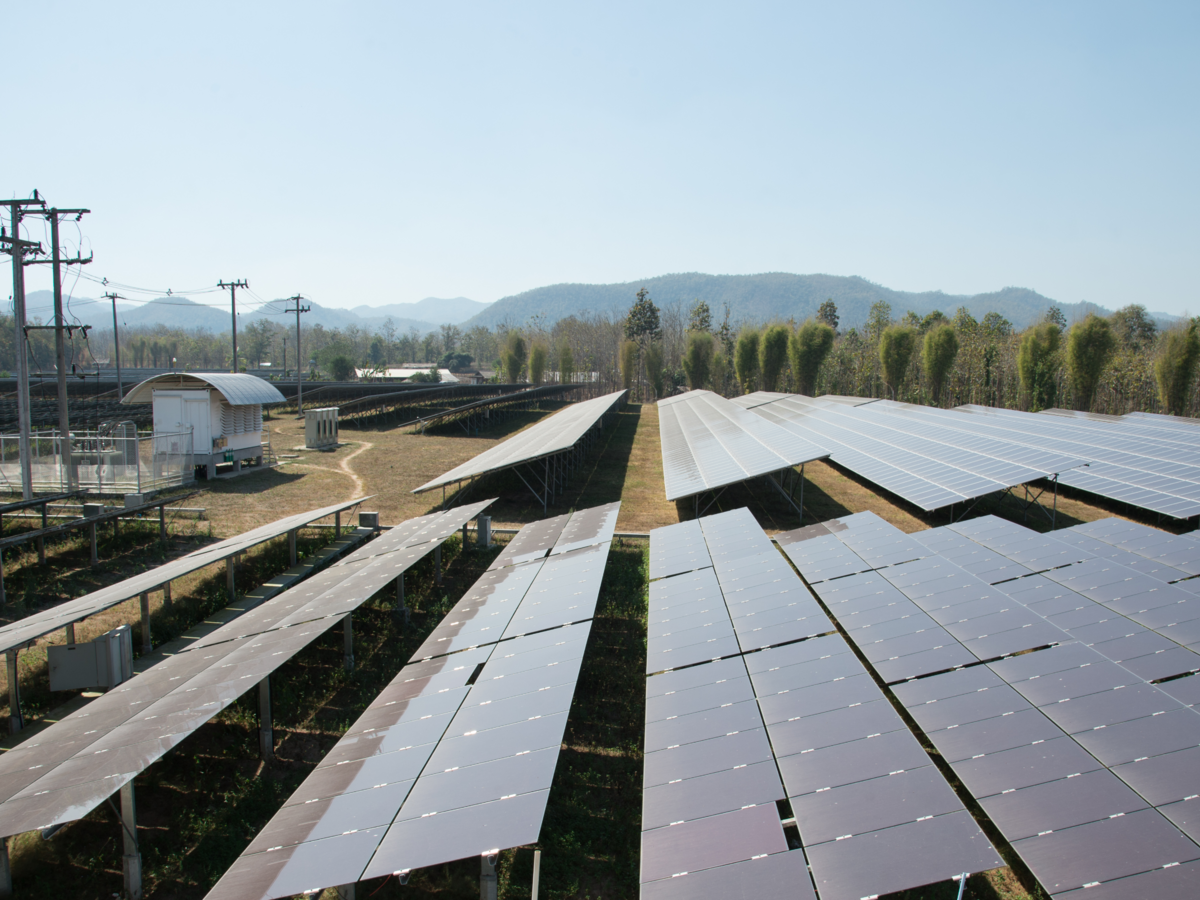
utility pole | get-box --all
[35,208,91,491]
[282,334,288,377]
[0,194,46,499]
[104,293,125,400]
[283,295,309,415]
[218,279,248,373]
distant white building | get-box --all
[355,366,460,383]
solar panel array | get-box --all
[205,502,619,900]
[745,395,1083,512]
[952,403,1200,518]
[656,390,829,502]
[778,510,1200,897]
[413,389,626,494]
[0,500,494,840]
[0,496,373,656]
[643,508,1003,900]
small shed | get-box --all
[122,373,285,478]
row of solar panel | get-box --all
[785,511,1200,897]
[205,503,620,900]
[0,500,494,841]
[0,495,372,656]
[643,509,1003,900]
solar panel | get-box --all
[0,495,374,656]
[412,390,627,494]
[641,511,1003,900]
[657,390,828,502]
[747,395,1084,512]
[202,505,616,899]
[0,502,494,840]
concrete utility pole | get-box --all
[218,279,248,373]
[284,295,309,414]
[0,193,46,499]
[38,208,91,490]
[105,293,125,400]
[282,334,288,377]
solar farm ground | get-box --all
[0,399,1184,900]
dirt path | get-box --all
[290,440,373,500]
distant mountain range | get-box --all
[463,272,1174,331]
[21,292,491,334]
[20,274,1176,335]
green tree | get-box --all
[1155,320,1200,416]
[789,319,835,396]
[923,325,959,405]
[369,336,386,366]
[921,310,949,333]
[644,343,665,399]
[1045,306,1067,329]
[817,299,839,331]
[327,354,356,381]
[502,332,527,383]
[1019,324,1063,412]
[529,342,548,385]
[1110,304,1157,350]
[879,325,918,398]
[620,340,637,392]
[734,329,760,394]
[682,332,714,390]
[688,300,713,333]
[759,325,790,393]
[559,342,575,384]
[1066,314,1116,410]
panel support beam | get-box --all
[140,592,151,654]
[394,573,408,625]
[480,854,498,900]
[343,614,354,672]
[288,529,298,566]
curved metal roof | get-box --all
[121,372,286,406]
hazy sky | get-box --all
[5,2,1198,317]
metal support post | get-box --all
[120,780,142,900]
[435,544,442,586]
[227,556,236,599]
[6,651,21,734]
[258,677,273,760]
[159,505,167,544]
[480,854,498,900]
[0,836,10,899]
[0,554,4,608]
[140,593,151,653]
[335,510,341,539]
[462,521,469,549]
[395,573,408,625]
[343,614,354,672]
[532,849,541,900]
[956,873,969,900]
[288,529,297,567]
[88,520,98,567]
[162,583,171,612]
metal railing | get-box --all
[0,425,195,495]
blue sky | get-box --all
[6,1,1198,316]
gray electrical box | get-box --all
[49,625,134,691]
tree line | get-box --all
[1,293,1195,416]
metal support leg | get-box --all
[258,677,273,760]
[6,651,21,735]
[120,780,142,900]
[288,529,297,567]
[140,593,151,654]
[480,854,498,900]
[462,521,469,549]
[343,614,354,672]
[66,623,76,646]
[0,837,11,899]
[335,511,341,539]
[0,554,4,609]
[395,574,408,625]
[159,505,167,544]
[532,849,541,900]
[89,521,98,567]
[435,545,442,586]
[227,556,236,599]
[38,502,47,565]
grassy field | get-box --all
[0,398,1175,899]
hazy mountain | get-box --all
[349,297,491,327]
[463,272,1176,331]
